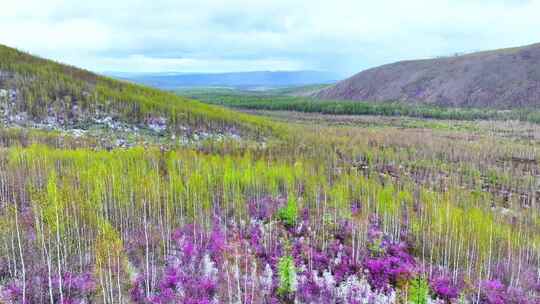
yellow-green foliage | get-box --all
[4,143,538,272]
[1,115,540,290]
[0,44,284,137]
[3,43,540,301]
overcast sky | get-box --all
[1,0,540,76]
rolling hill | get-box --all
[0,44,279,138]
[315,42,540,108]
[108,70,339,90]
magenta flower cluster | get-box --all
[1,198,537,303]
[0,271,96,304]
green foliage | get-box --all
[409,277,430,304]
[3,40,540,304]
[183,89,540,124]
[277,255,297,296]
[278,195,298,227]
[457,293,469,304]
[44,170,64,233]
[1,111,540,301]
[0,44,284,138]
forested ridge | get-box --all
[183,90,540,124]
[0,44,280,137]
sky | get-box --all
[1,0,540,77]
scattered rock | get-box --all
[146,116,168,133]
[115,138,129,148]
[9,112,28,124]
[71,129,86,137]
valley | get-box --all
[1,45,540,304]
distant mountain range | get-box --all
[106,70,341,90]
[315,42,540,108]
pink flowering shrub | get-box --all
[0,270,96,304]
[1,204,536,303]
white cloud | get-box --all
[1,0,539,75]
[77,54,305,74]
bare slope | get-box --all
[315,43,540,108]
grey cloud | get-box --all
[1,0,540,75]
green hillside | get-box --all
[0,44,280,137]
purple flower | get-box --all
[430,276,459,301]
[480,279,506,304]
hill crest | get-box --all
[0,44,279,143]
[314,42,540,108]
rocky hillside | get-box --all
[0,44,278,140]
[315,43,540,108]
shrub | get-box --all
[278,195,298,227]
[409,277,430,304]
[430,276,460,301]
[278,255,298,298]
